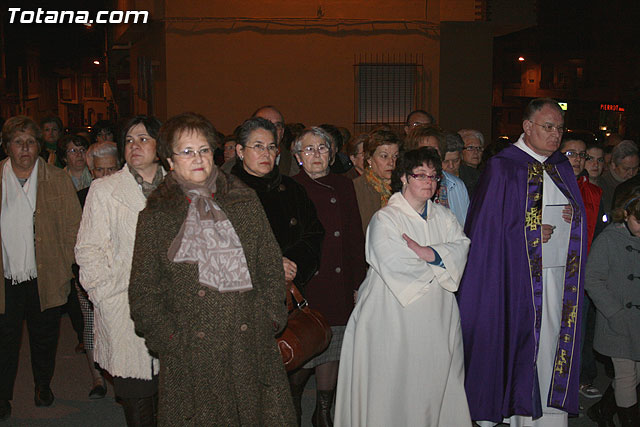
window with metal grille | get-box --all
[354,54,424,134]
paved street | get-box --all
[4,315,605,426]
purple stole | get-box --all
[524,161,583,409]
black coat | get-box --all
[231,162,324,290]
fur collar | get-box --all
[146,169,256,212]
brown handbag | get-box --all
[277,281,332,372]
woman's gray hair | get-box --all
[88,141,120,169]
[457,129,485,146]
[612,140,639,166]
[293,127,334,157]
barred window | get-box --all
[354,54,424,134]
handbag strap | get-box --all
[286,280,310,312]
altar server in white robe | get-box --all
[335,147,471,427]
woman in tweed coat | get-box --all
[128,113,296,426]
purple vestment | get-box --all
[457,144,587,422]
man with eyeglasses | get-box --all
[403,109,434,136]
[458,98,587,427]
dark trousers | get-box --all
[63,279,84,344]
[580,294,598,384]
[0,278,61,400]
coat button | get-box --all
[334,231,341,237]
[335,267,341,273]
[330,197,337,204]
[279,184,286,192]
[196,331,205,339]
[314,271,319,276]
[240,324,248,331]
[290,217,298,226]
[197,289,206,297]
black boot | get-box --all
[587,384,617,427]
[311,390,335,427]
[618,403,639,427]
[288,368,311,427]
[121,396,157,427]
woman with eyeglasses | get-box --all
[75,115,165,426]
[335,147,471,426]
[560,136,605,251]
[231,117,324,425]
[290,127,366,426]
[231,117,323,287]
[127,113,296,426]
[57,134,92,191]
[352,129,400,234]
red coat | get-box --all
[293,171,367,325]
[577,175,603,252]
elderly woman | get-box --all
[127,112,296,426]
[230,117,324,424]
[58,134,92,191]
[353,129,400,233]
[73,141,120,399]
[0,116,81,421]
[405,125,470,226]
[335,147,471,426]
[230,117,323,288]
[75,115,164,426]
[291,127,367,426]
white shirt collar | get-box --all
[514,133,548,163]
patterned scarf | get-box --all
[128,163,164,198]
[364,167,392,207]
[167,168,253,293]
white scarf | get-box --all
[1,159,39,284]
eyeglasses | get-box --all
[173,147,212,158]
[300,145,330,156]
[562,150,586,159]
[67,147,87,155]
[245,144,278,154]
[463,146,484,152]
[530,121,565,133]
[585,155,604,163]
[408,173,441,183]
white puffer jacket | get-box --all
[75,166,160,379]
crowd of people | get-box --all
[0,98,638,427]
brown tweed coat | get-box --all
[128,171,296,426]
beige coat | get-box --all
[74,166,160,379]
[0,158,81,314]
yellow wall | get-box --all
[163,25,439,134]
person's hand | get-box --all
[541,224,555,243]
[283,257,297,282]
[402,233,435,262]
[562,204,572,223]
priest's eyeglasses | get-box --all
[531,121,565,133]
[562,150,586,159]
[408,173,441,183]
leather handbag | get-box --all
[277,281,332,372]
